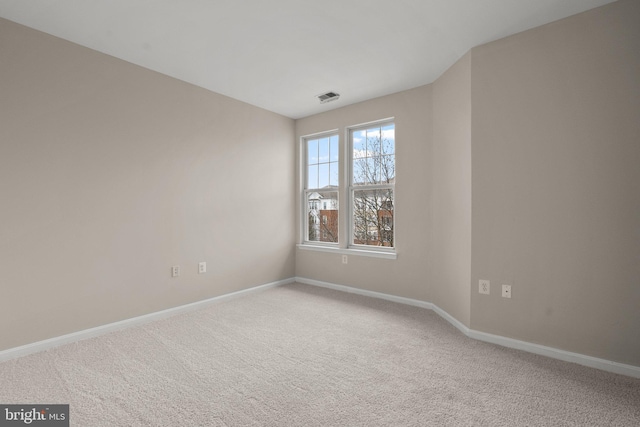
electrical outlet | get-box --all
[479,280,490,295]
[342,255,348,264]
[171,266,180,277]
[502,284,512,298]
[198,262,206,274]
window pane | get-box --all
[366,128,381,157]
[353,130,366,158]
[307,134,339,190]
[352,124,396,185]
[360,157,376,184]
[352,157,365,185]
[381,124,395,155]
[330,135,339,162]
[353,151,386,184]
[352,188,393,247]
[308,139,319,164]
[318,137,330,163]
[318,163,329,188]
[354,157,377,185]
[307,164,318,189]
[307,191,339,243]
[371,157,381,184]
[381,154,395,183]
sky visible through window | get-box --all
[352,123,395,185]
[307,135,339,189]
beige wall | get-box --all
[470,0,640,366]
[295,86,432,302]
[430,52,472,327]
[296,0,639,366]
[2,0,638,368]
[0,19,296,351]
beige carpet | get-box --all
[1,283,639,426]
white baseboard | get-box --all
[0,277,295,363]
[297,276,435,310]
[467,329,640,379]
[295,276,640,379]
[3,276,638,379]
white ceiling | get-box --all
[0,0,615,119]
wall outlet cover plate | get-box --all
[479,280,490,295]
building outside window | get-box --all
[304,134,339,243]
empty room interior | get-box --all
[1,0,639,425]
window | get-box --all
[304,134,339,243]
[300,120,395,257]
[350,121,395,248]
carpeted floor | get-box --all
[1,283,639,426]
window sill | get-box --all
[296,244,397,260]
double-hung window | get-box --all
[301,120,395,255]
[350,121,395,248]
[304,133,339,243]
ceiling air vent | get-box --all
[317,91,340,104]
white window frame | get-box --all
[297,120,397,260]
[347,119,396,253]
[301,130,340,247]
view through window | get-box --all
[302,120,395,252]
[350,122,395,247]
[304,134,339,243]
